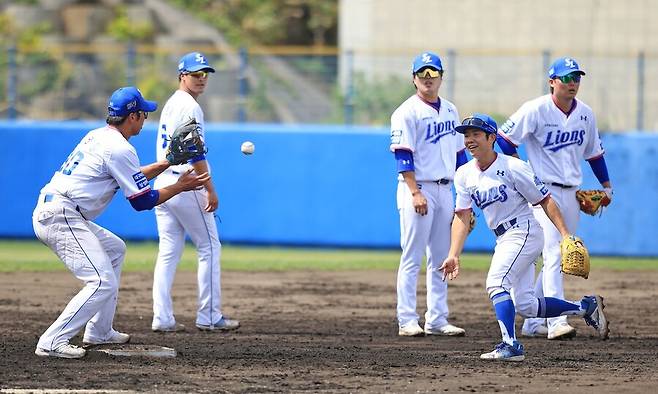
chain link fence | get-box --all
[1,44,655,131]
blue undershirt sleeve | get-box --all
[587,156,610,184]
[188,154,206,164]
[129,189,160,211]
[394,150,414,172]
[496,133,518,155]
[456,149,468,169]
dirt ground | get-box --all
[1,268,657,393]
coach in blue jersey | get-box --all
[389,52,468,337]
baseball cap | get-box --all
[548,57,586,78]
[178,51,216,73]
[107,86,157,117]
[412,52,443,73]
[455,113,498,134]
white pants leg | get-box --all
[33,203,118,351]
[531,186,580,332]
[396,182,451,327]
[152,202,186,329]
[153,189,222,328]
[84,222,126,341]
[424,184,453,329]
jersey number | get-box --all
[161,124,168,149]
[59,150,84,175]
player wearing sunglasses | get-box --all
[389,52,468,337]
[152,52,240,333]
[496,57,613,340]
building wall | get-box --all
[339,0,658,131]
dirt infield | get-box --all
[1,269,657,393]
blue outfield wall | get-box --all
[0,120,654,256]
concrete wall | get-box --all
[338,0,658,131]
[0,121,655,256]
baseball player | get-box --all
[152,52,239,332]
[440,113,609,361]
[390,52,468,337]
[496,57,613,340]
[32,87,209,358]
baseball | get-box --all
[241,141,255,155]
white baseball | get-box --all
[241,141,255,155]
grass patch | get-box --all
[0,240,656,272]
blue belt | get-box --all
[551,182,575,189]
[436,178,451,185]
[493,218,517,237]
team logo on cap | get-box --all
[421,53,433,63]
[564,58,576,68]
[195,53,207,64]
[126,100,137,110]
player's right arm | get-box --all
[440,169,472,280]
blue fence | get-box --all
[0,121,654,256]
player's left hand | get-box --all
[439,256,460,281]
[205,189,219,212]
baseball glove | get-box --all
[560,235,590,279]
[575,189,611,216]
[165,119,208,165]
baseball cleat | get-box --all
[196,317,240,331]
[83,330,131,345]
[152,323,186,333]
[35,343,86,359]
[547,323,577,340]
[398,321,424,337]
[480,341,525,362]
[581,295,609,339]
[424,323,466,336]
[521,324,549,338]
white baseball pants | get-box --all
[33,196,125,351]
[152,188,223,328]
[396,181,453,329]
[525,185,580,333]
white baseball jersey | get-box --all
[40,126,150,220]
[498,95,604,186]
[155,90,208,188]
[390,95,463,181]
[455,154,550,231]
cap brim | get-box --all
[455,125,494,134]
[413,65,442,73]
[141,99,158,112]
[553,70,586,78]
[183,65,216,73]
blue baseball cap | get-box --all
[412,52,443,73]
[178,52,215,73]
[107,86,157,117]
[455,113,498,134]
[548,57,586,78]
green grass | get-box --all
[0,240,656,272]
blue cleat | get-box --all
[480,341,525,362]
[581,295,609,339]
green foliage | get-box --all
[106,6,155,42]
[331,73,413,125]
[167,0,337,46]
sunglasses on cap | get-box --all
[184,71,209,79]
[556,73,582,84]
[415,68,442,78]
[461,117,496,134]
